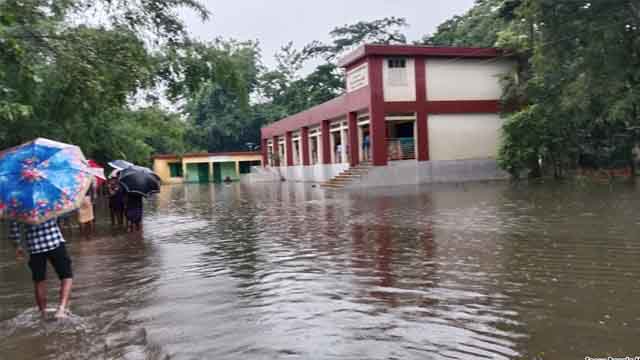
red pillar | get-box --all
[348,112,359,166]
[415,57,429,161]
[261,138,268,166]
[368,57,387,166]
[285,131,293,166]
[301,127,310,166]
[272,136,279,167]
[321,120,331,164]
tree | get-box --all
[496,0,640,177]
[164,39,263,152]
[419,0,509,47]
[0,0,208,163]
[304,17,408,61]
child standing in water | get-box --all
[125,193,144,232]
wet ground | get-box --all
[1,181,640,359]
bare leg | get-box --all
[34,281,47,317]
[55,278,73,318]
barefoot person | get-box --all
[8,219,73,318]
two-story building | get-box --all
[260,44,515,187]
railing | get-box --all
[387,137,416,161]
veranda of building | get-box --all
[153,152,262,184]
[260,44,516,186]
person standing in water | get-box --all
[125,192,144,232]
[8,219,73,319]
[77,183,95,237]
[108,174,125,227]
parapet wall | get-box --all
[247,160,507,187]
[346,159,508,189]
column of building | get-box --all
[285,131,293,166]
[301,127,310,166]
[348,112,359,166]
[415,57,429,161]
[367,57,387,166]
[272,136,280,166]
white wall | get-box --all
[345,159,508,189]
[428,114,504,161]
[346,63,369,92]
[279,164,349,183]
[426,59,514,101]
[383,58,416,102]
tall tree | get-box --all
[498,0,640,177]
[0,0,208,163]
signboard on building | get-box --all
[346,63,369,92]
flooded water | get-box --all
[1,181,640,359]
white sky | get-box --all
[180,0,476,70]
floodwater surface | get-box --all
[1,181,639,359]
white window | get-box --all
[387,58,408,86]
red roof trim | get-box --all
[261,86,370,139]
[338,44,504,68]
[152,151,262,160]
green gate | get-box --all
[213,163,222,183]
[186,163,210,183]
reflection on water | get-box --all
[2,181,640,359]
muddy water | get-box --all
[1,182,640,359]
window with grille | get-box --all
[388,58,406,68]
[168,162,183,177]
[387,58,408,86]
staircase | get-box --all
[320,162,372,189]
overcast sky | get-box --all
[180,0,476,70]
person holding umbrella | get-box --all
[0,138,95,319]
[118,165,161,232]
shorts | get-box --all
[126,207,143,224]
[28,244,73,282]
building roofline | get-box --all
[261,45,511,139]
[152,151,262,160]
[337,44,505,68]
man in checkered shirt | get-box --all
[9,218,73,319]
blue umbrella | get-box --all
[0,138,94,225]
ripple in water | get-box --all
[1,182,640,359]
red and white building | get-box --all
[259,44,515,187]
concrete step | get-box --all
[331,178,358,183]
[342,169,370,174]
[321,163,372,189]
[334,174,362,180]
[320,183,344,189]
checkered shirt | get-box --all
[8,219,65,254]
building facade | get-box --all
[153,152,262,184]
[259,45,516,186]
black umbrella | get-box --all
[118,165,161,197]
[108,159,134,171]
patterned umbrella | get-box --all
[0,138,94,225]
